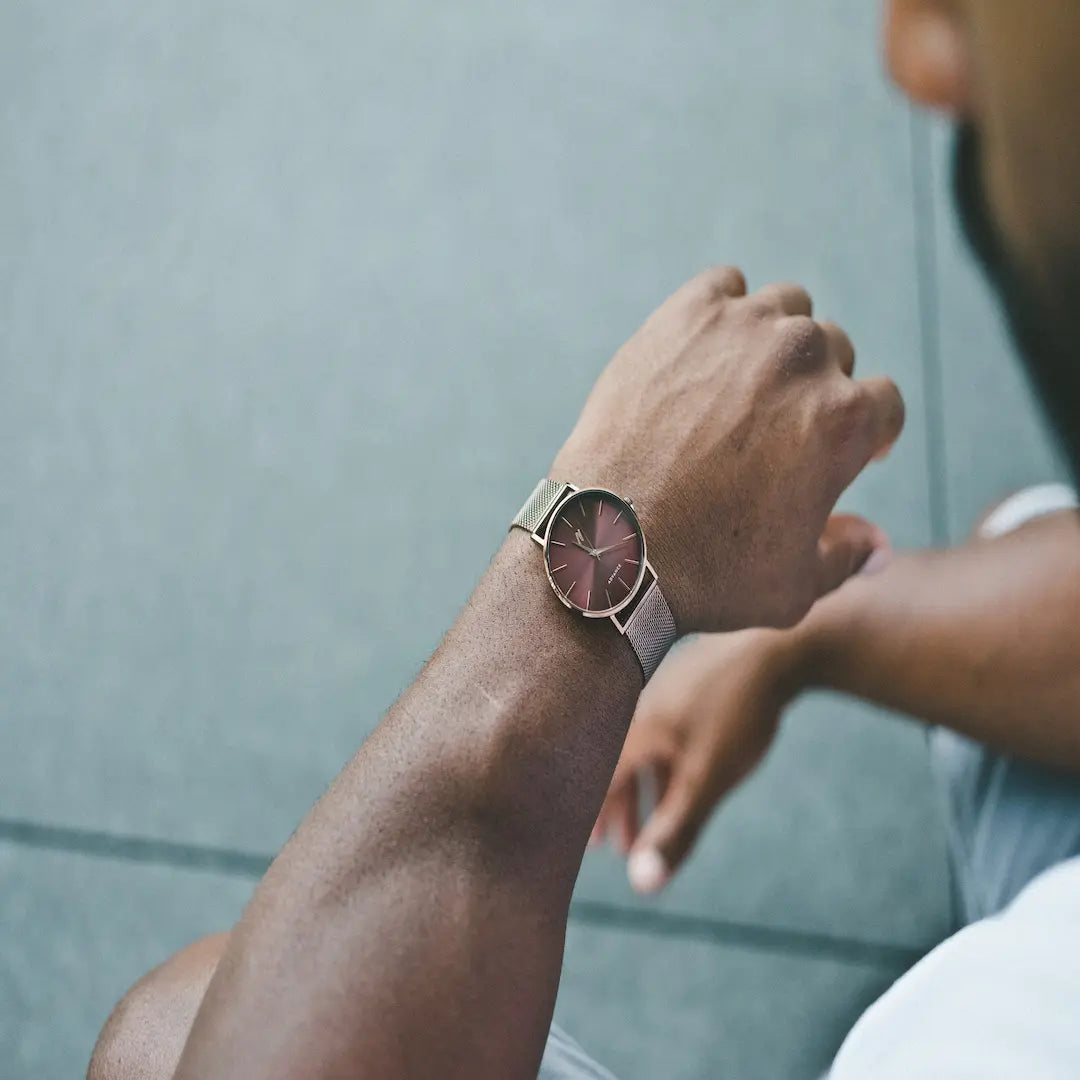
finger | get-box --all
[592,755,635,849]
[596,729,659,851]
[820,319,855,376]
[615,773,640,855]
[619,760,665,853]
[626,772,710,894]
[637,759,665,823]
[816,514,890,598]
[748,281,813,317]
[589,798,610,848]
[854,376,905,464]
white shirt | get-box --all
[831,856,1080,1079]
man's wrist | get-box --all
[455,529,643,690]
[785,575,874,694]
[761,625,814,703]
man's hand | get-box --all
[552,267,904,632]
[592,628,808,894]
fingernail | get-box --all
[628,848,669,895]
[859,546,892,576]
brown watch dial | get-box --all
[543,489,646,616]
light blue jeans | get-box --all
[541,484,1080,1080]
[931,482,1080,925]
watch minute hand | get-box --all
[593,538,632,557]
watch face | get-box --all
[543,489,646,617]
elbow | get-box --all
[87,933,228,1080]
[88,983,155,1080]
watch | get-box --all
[510,479,677,680]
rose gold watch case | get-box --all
[540,487,650,621]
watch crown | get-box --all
[626,496,635,508]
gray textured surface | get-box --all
[0,0,1041,1077]
[0,843,253,1080]
[0,842,904,1080]
[556,921,903,1080]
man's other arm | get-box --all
[803,509,1080,767]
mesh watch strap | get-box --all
[622,581,677,681]
[510,478,677,680]
[511,478,570,534]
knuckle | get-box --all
[753,281,812,313]
[818,318,850,343]
[770,315,826,371]
[742,292,774,319]
[824,384,872,444]
[820,318,854,355]
[694,264,747,303]
[882,379,905,427]
[748,283,780,309]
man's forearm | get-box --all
[173,532,641,1080]
[166,268,905,1079]
[795,512,1080,768]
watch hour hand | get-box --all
[573,529,599,556]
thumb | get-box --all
[626,769,710,895]
[816,514,891,600]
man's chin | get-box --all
[952,125,1080,480]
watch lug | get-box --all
[610,560,657,634]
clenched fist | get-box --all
[551,267,903,633]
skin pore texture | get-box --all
[91,0,1080,1076]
